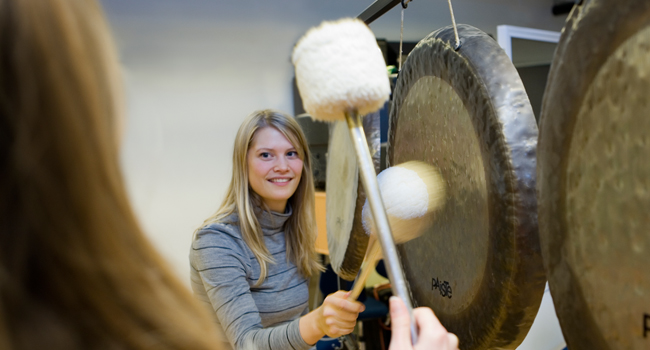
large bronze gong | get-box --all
[537,0,650,348]
[388,24,544,349]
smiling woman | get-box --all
[190,110,365,350]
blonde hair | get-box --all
[199,110,323,286]
[0,0,220,349]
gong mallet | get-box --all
[349,161,446,300]
[292,18,420,342]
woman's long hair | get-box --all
[0,0,220,348]
[198,110,323,286]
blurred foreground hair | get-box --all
[0,0,220,348]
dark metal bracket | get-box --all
[357,0,402,25]
[552,0,579,15]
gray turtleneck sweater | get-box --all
[189,207,313,350]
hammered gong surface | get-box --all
[537,0,650,348]
[326,112,380,280]
[389,25,544,350]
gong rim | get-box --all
[537,1,650,349]
[389,24,544,350]
[326,112,380,280]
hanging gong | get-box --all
[537,0,650,349]
[388,24,544,350]
[326,111,380,280]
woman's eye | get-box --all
[260,152,271,159]
[287,151,298,158]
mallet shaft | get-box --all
[344,110,418,344]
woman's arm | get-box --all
[191,229,312,350]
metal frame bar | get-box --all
[357,0,401,25]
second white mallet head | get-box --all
[362,161,446,243]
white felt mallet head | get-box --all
[362,161,446,243]
[291,18,390,122]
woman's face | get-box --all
[247,127,303,212]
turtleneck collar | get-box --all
[257,204,292,234]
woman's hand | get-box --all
[316,291,365,337]
[299,290,365,345]
[388,296,459,350]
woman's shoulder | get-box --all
[190,218,252,270]
[193,217,243,248]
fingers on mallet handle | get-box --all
[413,306,443,329]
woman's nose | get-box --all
[274,157,290,172]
